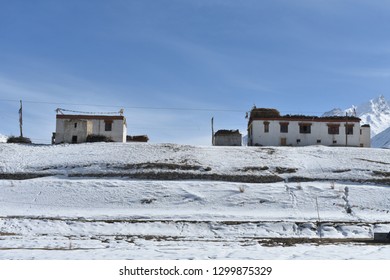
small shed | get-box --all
[213,130,242,146]
[127,135,149,142]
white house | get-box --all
[247,108,371,147]
[54,114,127,144]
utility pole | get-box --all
[19,100,23,138]
[345,112,348,147]
[211,117,214,145]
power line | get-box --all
[0,98,327,114]
[0,98,245,113]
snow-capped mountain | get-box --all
[323,108,347,117]
[354,95,390,137]
[323,95,390,147]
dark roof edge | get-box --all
[215,129,241,136]
[249,116,361,123]
[56,114,125,120]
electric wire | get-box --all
[0,98,328,114]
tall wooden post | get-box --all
[345,112,348,147]
[211,117,214,145]
[19,100,23,138]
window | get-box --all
[345,124,354,135]
[296,139,301,143]
[105,120,113,131]
[328,124,339,135]
[317,139,321,144]
[299,123,312,134]
[333,140,337,144]
[72,135,77,143]
[263,122,270,133]
[280,122,289,133]
[74,123,77,128]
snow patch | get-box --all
[0,134,8,143]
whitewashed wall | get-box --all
[360,126,371,147]
[214,134,242,146]
[89,119,127,142]
[55,116,127,144]
[248,120,368,147]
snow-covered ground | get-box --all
[1,142,389,182]
[0,143,390,259]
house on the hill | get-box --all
[54,113,127,144]
[247,108,371,147]
[213,129,242,146]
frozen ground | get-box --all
[0,143,389,259]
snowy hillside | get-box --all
[1,143,390,260]
[323,95,390,143]
[1,142,389,183]
[372,126,390,148]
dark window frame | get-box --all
[328,124,340,135]
[345,124,354,135]
[263,121,270,133]
[280,122,289,133]
[299,123,312,134]
[105,120,113,132]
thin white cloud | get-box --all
[337,68,390,79]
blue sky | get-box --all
[1,0,390,144]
